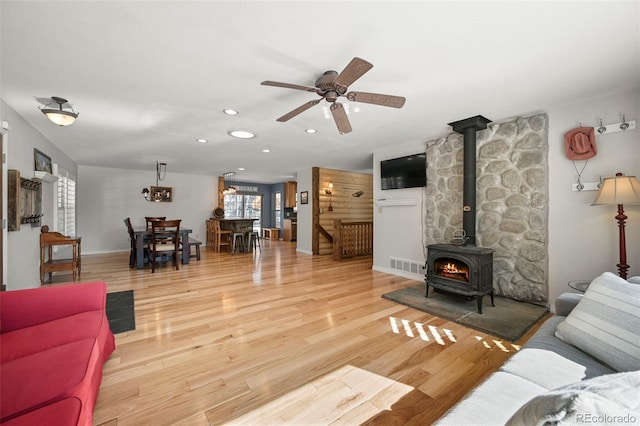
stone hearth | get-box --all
[424,114,549,304]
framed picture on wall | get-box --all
[300,191,308,204]
[34,148,53,174]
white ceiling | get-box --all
[1,1,638,184]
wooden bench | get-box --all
[262,228,280,240]
[187,237,202,260]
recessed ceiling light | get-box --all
[305,128,317,134]
[228,130,256,139]
[262,149,271,153]
[223,109,238,115]
[238,167,245,171]
[196,138,208,143]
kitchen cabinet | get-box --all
[285,181,297,208]
[283,219,297,242]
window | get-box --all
[274,192,281,229]
[223,194,262,231]
[55,167,76,237]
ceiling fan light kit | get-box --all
[39,96,79,126]
[261,57,405,134]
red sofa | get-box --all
[0,282,116,425]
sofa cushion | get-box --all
[555,272,640,372]
[0,282,107,333]
[506,371,640,426]
[0,338,97,422]
[1,398,81,426]
[0,311,104,363]
[434,371,547,425]
[500,316,615,389]
[554,293,583,317]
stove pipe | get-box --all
[447,115,492,246]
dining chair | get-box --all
[124,217,140,267]
[145,216,166,230]
[148,219,181,273]
[213,220,232,253]
[206,220,215,248]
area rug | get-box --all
[382,284,548,342]
[106,290,136,334]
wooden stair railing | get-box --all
[317,224,333,244]
[333,220,373,260]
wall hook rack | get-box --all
[593,117,636,136]
[572,175,603,192]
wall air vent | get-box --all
[389,257,426,276]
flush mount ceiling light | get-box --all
[39,96,79,126]
[223,109,238,115]
[228,130,256,139]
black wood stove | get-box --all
[425,115,495,314]
[425,244,494,313]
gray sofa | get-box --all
[436,273,640,425]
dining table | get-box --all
[133,225,193,269]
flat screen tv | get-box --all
[381,153,426,190]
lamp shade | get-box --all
[592,175,640,206]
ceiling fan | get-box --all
[261,57,406,134]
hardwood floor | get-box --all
[64,240,547,425]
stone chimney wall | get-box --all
[424,114,549,303]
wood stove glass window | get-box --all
[434,257,469,282]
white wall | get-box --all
[295,167,313,255]
[547,89,639,305]
[78,165,217,254]
[2,100,78,290]
[372,89,640,308]
[372,142,428,281]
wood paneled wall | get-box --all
[217,176,225,209]
[312,167,373,255]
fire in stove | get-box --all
[436,260,469,282]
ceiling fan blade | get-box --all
[346,91,406,108]
[261,80,320,93]
[333,57,373,92]
[330,102,352,134]
[276,99,322,122]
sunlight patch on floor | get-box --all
[224,365,414,425]
[474,335,521,353]
[389,317,522,352]
[389,316,456,345]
